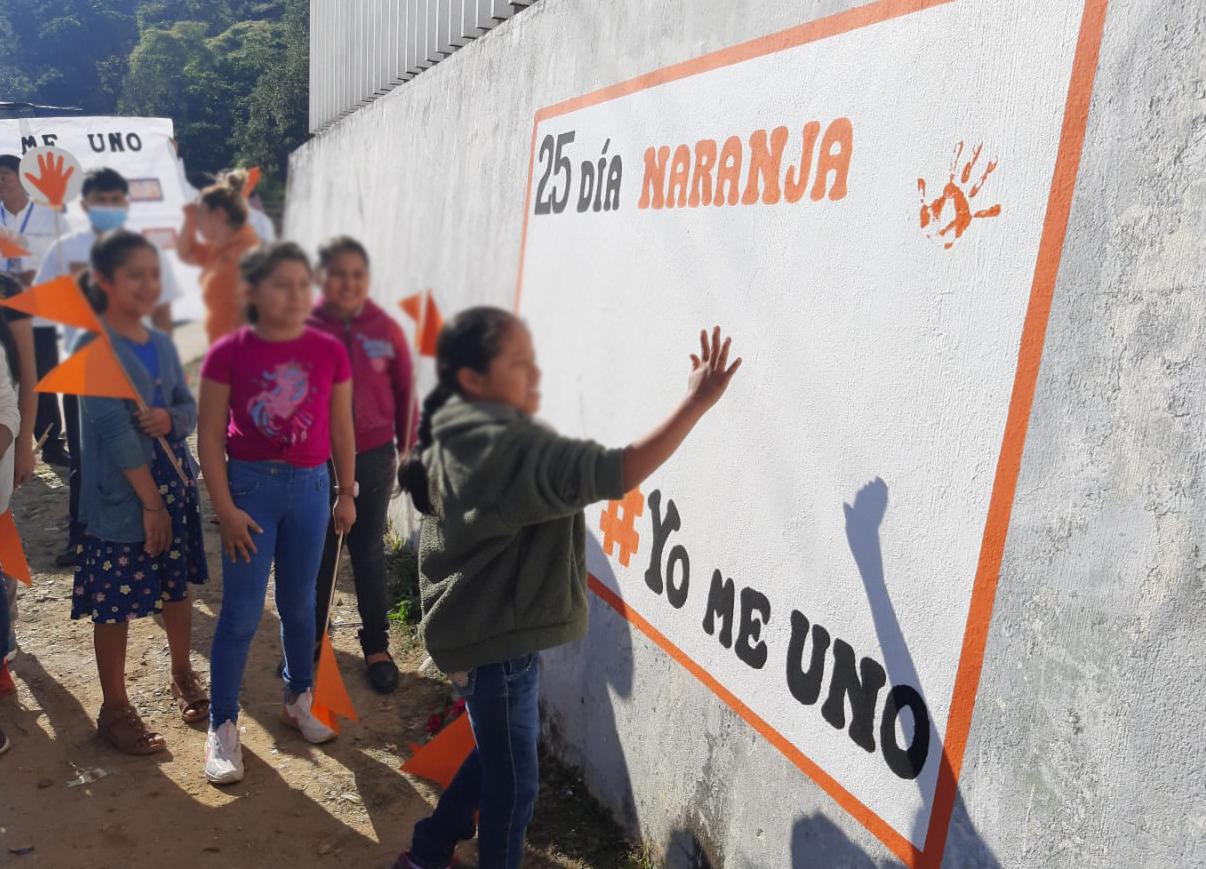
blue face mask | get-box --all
[87,206,128,232]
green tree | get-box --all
[0,0,141,111]
[118,0,307,208]
[0,0,309,210]
[233,0,308,205]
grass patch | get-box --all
[385,524,422,628]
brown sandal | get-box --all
[97,704,166,755]
[171,670,210,725]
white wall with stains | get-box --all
[286,1,1206,865]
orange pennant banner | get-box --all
[0,232,30,260]
[243,166,262,198]
[0,509,30,586]
[311,632,358,731]
[37,337,137,400]
[0,274,103,335]
[401,713,475,788]
[399,290,444,357]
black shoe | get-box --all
[42,448,70,469]
[0,723,10,756]
[366,653,399,694]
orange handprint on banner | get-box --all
[917,142,1001,249]
[24,151,75,208]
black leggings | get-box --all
[314,443,398,656]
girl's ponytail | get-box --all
[398,383,454,515]
[397,305,520,516]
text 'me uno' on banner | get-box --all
[515,0,1108,865]
[0,116,202,321]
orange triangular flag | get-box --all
[0,231,29,260]
[242,166,262,198]
[0,509,30,585]
[311,631,358,731]
[399,290,444,357]
[37,337,137,400]
[0,274,103,334]
[401,713,475,788]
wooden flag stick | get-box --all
[101,335,189,487]
[322,531,345,640]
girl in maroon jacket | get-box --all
[308,236,417,692]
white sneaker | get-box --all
[204,720,244,784]
[281,689,337,744]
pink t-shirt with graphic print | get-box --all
[201,326,352,468]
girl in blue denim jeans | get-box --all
[197,241,356,785]
[395,308,740,868]
[72,230,209,756]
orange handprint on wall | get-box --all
[23,151,75,208]
[917,142,1001,249]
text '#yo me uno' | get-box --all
[640,488,930,782]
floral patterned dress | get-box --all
[71,441,208,624]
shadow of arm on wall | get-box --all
[843,477,1001,868]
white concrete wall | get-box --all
[286,1,1206,865]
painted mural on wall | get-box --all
[516,0,1107,865]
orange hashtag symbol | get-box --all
[600,488,645,567]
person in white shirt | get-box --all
[36,168,183,340]
[34,167,184,568]
[0,153,68,467]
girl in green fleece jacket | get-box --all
[395,307,740,869]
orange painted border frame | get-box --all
[512,0,1110,865]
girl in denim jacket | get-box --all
[73,230,209,755]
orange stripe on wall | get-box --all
[516,0,1112,864]
[587,574,923,866]
[921,1,1110,866]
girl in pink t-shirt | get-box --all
[197,241,357,785]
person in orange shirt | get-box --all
[178,172,261,346]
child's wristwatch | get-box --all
[334,482,359,498]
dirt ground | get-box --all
[0,346,646,869]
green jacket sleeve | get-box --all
[491,420,626,526]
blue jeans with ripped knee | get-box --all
[409,652,542,869]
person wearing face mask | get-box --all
[36,168,184,338]
[35,167,185,568]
